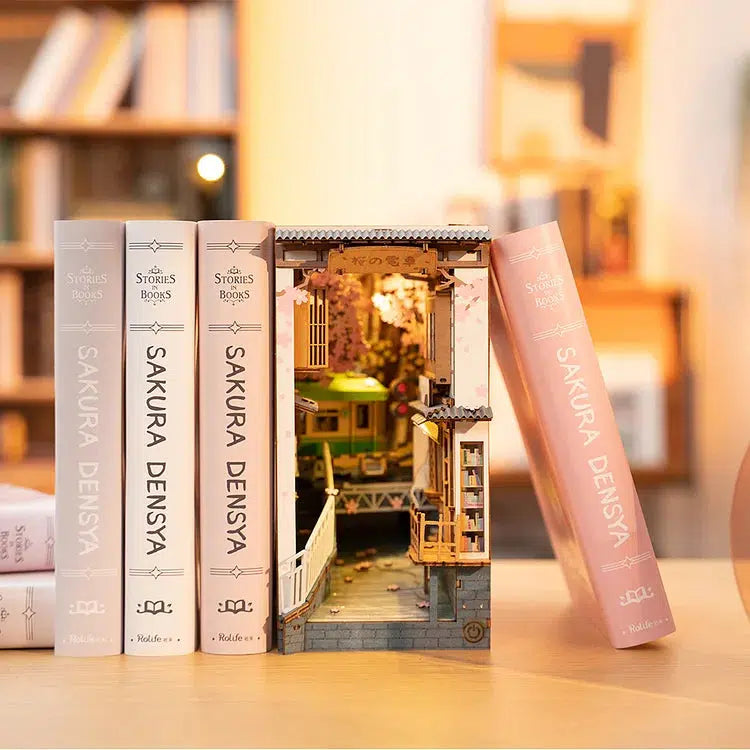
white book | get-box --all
[125,221,196,655]
[13,8,95,121]
[218,2,236,115]
[198,221,273,654]
[187,3,223,118]
[54,220,124,656]
[78,13,144,121]
[17,139,62,251]
[0,572,55,649]
[134,3,188,118]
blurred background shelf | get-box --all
[0,376,54,405]
[0,0,242,487]
[0,243,52,268]
[0,110,237,138]
[495,19,637,64]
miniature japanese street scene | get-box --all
[275,227,492,652]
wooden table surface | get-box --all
[1,559,748,749]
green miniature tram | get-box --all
[296,373,406,480]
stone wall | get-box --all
[302,564,490,651]
[277,563,333,655]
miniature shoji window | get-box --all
[459,441,485,555]
[294,287,328,370]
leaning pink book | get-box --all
[490,221,675,648]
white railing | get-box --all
[279,494,336,614]
[279,442,337,615]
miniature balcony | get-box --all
[409,506,460,564]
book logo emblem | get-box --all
[619,586,655,607]
[600,551,653,573]
[129,566,185,578]
[209,565,263,578]
[0,607,8,622]
[66,264,108,305]
[508,242,563,264]
[525,270,564,310]
[214,264,255,306]
[135,265,176,306]
[68,600,105,616]
[217,599,253,614]
[136,599,173,615]
[23,587,36,640]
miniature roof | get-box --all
[276,226,492,243]
[426,404,493,422]
[296,373,389,403]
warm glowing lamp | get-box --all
[196,153,226,182]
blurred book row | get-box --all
[2,2,235,123]
[499,175,634,276]
[0,136,232,250]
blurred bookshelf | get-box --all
[489,0,692,489]
[0,110,237,138]
[0,0,242,492]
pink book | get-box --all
[0,485,55,573]
[490,222,675,648]
[0,571,54,649]
[198,221,273,654]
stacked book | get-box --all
[54,219,272,656]
[10,2,234,123]
[0,484,55,648]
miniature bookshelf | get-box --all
[459,442,485,555]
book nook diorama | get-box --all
[274,227,492,653]
[0,220,673,656]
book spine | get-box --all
[0,488,54,573]
[54,219,124,656]
[490,221,674,647]
[125,220,196,655]
[0,572,54,649]
[198,221,273,654]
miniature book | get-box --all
[0,484,54,573]
[124,220,196,655]
[54,219,123,656]
[0,571,54,649]
[489,221,674,647]
[197,220,273,654]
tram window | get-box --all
[356,404,370,429]
[314,410,339,433]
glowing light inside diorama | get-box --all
[371,292,391,314]
[411,414,439,443]
[196,153,226,182]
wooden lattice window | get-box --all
[294,287,328,370]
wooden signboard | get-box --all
[327,246,438,276]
